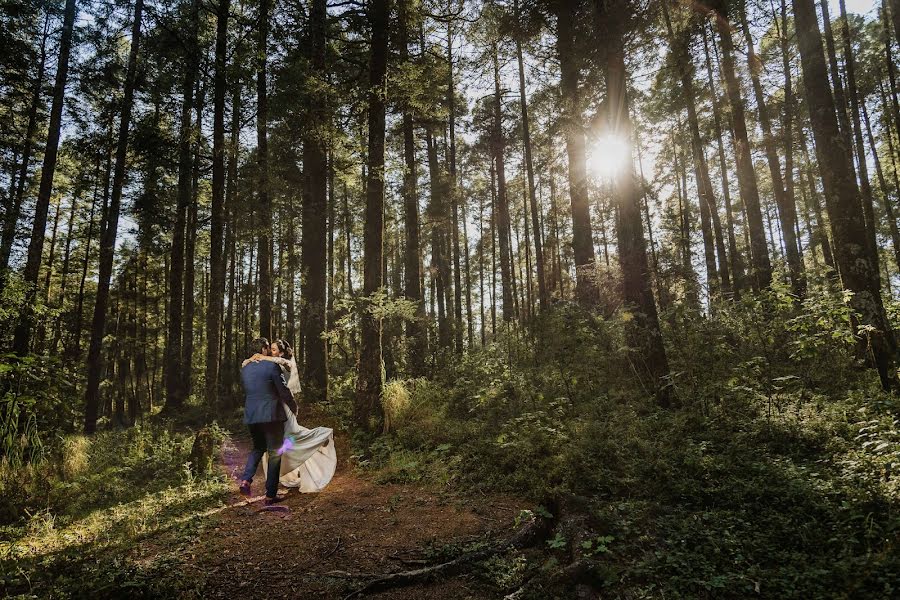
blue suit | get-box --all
[240,360,297,425]
[239,360,298,499]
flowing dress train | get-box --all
[261,358,336,492]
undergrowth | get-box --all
[351,287,900,598]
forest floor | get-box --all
[185,424,525,599]
[0,411,526,599]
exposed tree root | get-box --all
[503,559,599,600]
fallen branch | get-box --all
[341,511,549,599]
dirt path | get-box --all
[186,430,524,599]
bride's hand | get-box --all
[250,353,267,362]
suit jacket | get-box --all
[241,360,298,425]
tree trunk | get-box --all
[554,0,596,305]
[52,185,80,352]
[672,131,699,304]
[491,44,515,321]
[1,11,50,275]
[838,0,880,273]
[520,169,535,319]
[162,0,199,413]
[328,153,336,318]
[400,0,424,372]
[223,66,241,399]
[257,0,273,340]
[478,186,486,344]
[462,187,474,346]
[84,0,144,433]
[41,197,62,306]
[863,100,900,274]
[515,0,547,311]
[447,18,463,354]
[800,128,836,270]
[702,24,745,296]
[490,161,498,332]
[738,2,804,295]
[344,181,353,295]
[662,6,724,298]
[13,0,77,354]
[206,0,230,410]
[778,0,802,292]
[889,0,900,44]
[425,131,450,348]
[302,0,329,402]
[356,0,389,432]
[793,0,896,390]
[820,0,854,146]
[709,1,772,290]
[72,159,103,359]
[602,0,671,404]
[182,93,204,404]
[881,7,900,157]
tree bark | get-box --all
[820,0,854,147]
[41,198,62,306]
[800,127,836,270]
[462,185,474,346]
[491,44,515,321]
[302,0,329,402]
[223,66,241,399]
[554,0,596,305]
[777,0,802,292]
[490,161,498,333]
[888,0,900,45]
[426,131,450,347]
[838,0,880,274]
[672,131,699,304]
[182,93,204,404]
[162,0,199,413]
[206,0,230,410]
[862,100,900,274]
[602,0,671,403]
[356,0,389,432]
[257,0,273,340]
[447,17,463,353]
[515,0,547,311]
[84,0,144,433]
[399,0,424,371]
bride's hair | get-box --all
[274,339,293,360]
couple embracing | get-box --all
[237,337,335,506]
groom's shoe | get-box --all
[263,495,285,507]
[238,480,252,497]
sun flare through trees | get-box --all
[1,0,899,597]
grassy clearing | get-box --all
[0,424,231,598]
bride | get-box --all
[243,339,336,493]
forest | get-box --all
[1,0,899,597]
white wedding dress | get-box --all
[261,357,337,492]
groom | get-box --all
[238,337,298,505]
